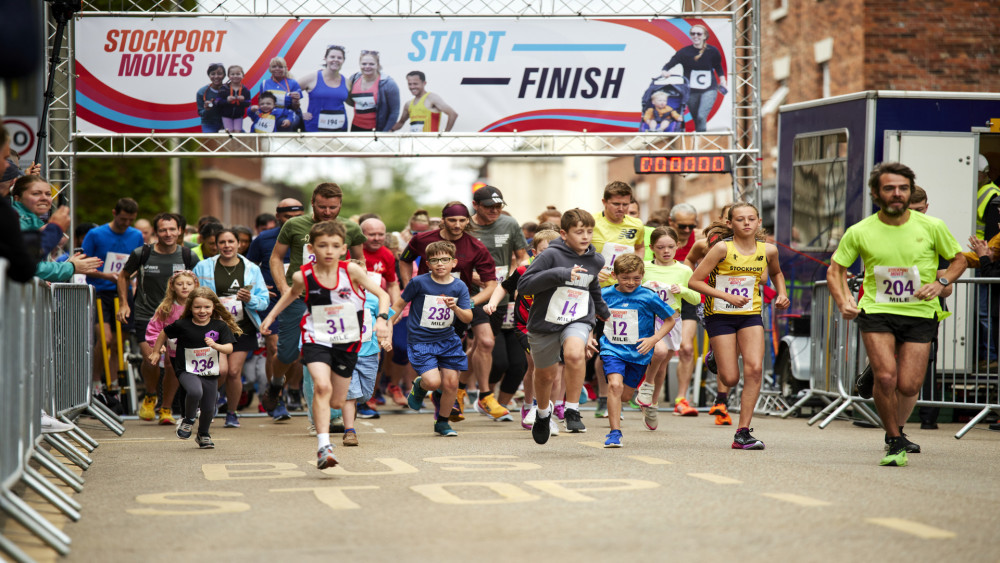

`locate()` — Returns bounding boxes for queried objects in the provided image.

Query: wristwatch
[937,277,950,287]
[377,312,389,320]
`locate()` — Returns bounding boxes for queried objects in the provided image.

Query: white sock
[317,433,330,448]
[537,407,551,418]
[565,402,579,411]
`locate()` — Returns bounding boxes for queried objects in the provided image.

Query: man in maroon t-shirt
[361,217,401,303]
[399,202,498,421]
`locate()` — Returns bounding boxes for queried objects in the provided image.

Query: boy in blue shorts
[600,254,676,447]
[391,241,472,436]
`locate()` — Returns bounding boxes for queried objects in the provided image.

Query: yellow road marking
[760,492,831,507]
[866,518,956,539]
[628,456,673,465]
[687,473,742,484]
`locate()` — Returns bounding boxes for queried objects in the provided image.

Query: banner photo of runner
[74,17,733,134]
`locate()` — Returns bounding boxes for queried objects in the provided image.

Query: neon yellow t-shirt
[592,212,644,287]
[642,260,700,312]
[831,211,961,319]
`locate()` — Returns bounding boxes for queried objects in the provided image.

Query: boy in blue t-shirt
[248,92,299,133]
[599,254,676,448]
[391,241,472,437]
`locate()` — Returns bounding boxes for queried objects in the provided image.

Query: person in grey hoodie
[517,208,610,443]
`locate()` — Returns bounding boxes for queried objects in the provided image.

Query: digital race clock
[633,155,732,174]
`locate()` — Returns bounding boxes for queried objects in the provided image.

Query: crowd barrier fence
[783,278,1000,439]
[0,259,126,562]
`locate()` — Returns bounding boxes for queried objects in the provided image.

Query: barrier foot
[90,395,125,425]
[22,466,82,521]
[43,434,92,470]
[33,449,84,492]
[853,401,882,428]
[779,389,814,419]
[0,533,33,563]
[819,397,855,428]
[954,406,997,440]
[0,490,71,556]
[807,397,842,426]
[85,403,125,436]
[61,415,99,451]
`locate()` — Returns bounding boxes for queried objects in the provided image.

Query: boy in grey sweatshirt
[518,209,610,443]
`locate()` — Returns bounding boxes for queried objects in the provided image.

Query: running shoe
[196,434,215,449]
[317,445,338,469]
[366,396,380,411]
[548,415,560,436]
[579,388,589,405]
[673,397,698,417]
[856,364,874,399]
[453,388,467,420]
[434,420,458,437]
[705,350,717,374]
[554,403,566,421]
[176,418,194,440]
[272,402,291,422]
[307,424,317,437]
[476,394,511,421]
[343,429,359,446]
[330,416,346,434]
[139,395,157,421]
[565,408,586,433]
[261,382,282,413]
[604,429,623,448]
[407,377,427,411]
[642,405,659,430]
[532,411,552,445]
[157,407,176,426]
[521,403,536,430]
[732,427,765,450]
[286,388,303,411]
[594,397,609,418]
[879,438,908,467]
[636,381,655,407]
[388,384,408,407]
[884,433,921,453]
[357,403,380,419]
[224,412,240,428]
[216,393,228,414]
[710,402,732,425]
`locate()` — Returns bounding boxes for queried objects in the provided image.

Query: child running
[260,221,391,470]
[148,287,239,450]
[688,202,790,450]
[599,254,676,447]
[637,227,701,429]
[394,241,472,437]
[144,270,199,426]
[517,209,610,445]
[341,271,394,446]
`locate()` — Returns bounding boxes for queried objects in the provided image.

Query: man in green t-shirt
[265,182,367,418]
[827,162,966,468]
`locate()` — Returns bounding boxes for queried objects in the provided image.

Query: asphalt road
[5,404,1000,563]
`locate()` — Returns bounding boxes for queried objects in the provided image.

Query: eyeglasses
[360,50,379,56]
[690,32,705,36]
[427,257,452,265]
[326,44,346,52]
[675,223,697,230]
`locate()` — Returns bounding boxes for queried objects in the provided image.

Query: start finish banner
[74,17,733,134]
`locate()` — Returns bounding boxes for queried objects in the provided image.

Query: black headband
[276,205,303,213]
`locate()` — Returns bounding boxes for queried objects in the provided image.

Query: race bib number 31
[545,286,589,324]
[312,304,361,344]
[604,308,639,345]
[874,266,920,304]
[185,346,220,377]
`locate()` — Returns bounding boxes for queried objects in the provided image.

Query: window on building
[791,130,848,251]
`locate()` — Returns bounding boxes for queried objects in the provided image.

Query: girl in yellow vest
[688,202,789,450]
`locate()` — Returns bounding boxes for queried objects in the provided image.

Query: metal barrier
[782,278,1000,439]
[0,260,126,562]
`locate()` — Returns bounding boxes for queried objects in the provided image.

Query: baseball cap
[1,159,21,183]
[979,154,990,173]
[472,185,505,206]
